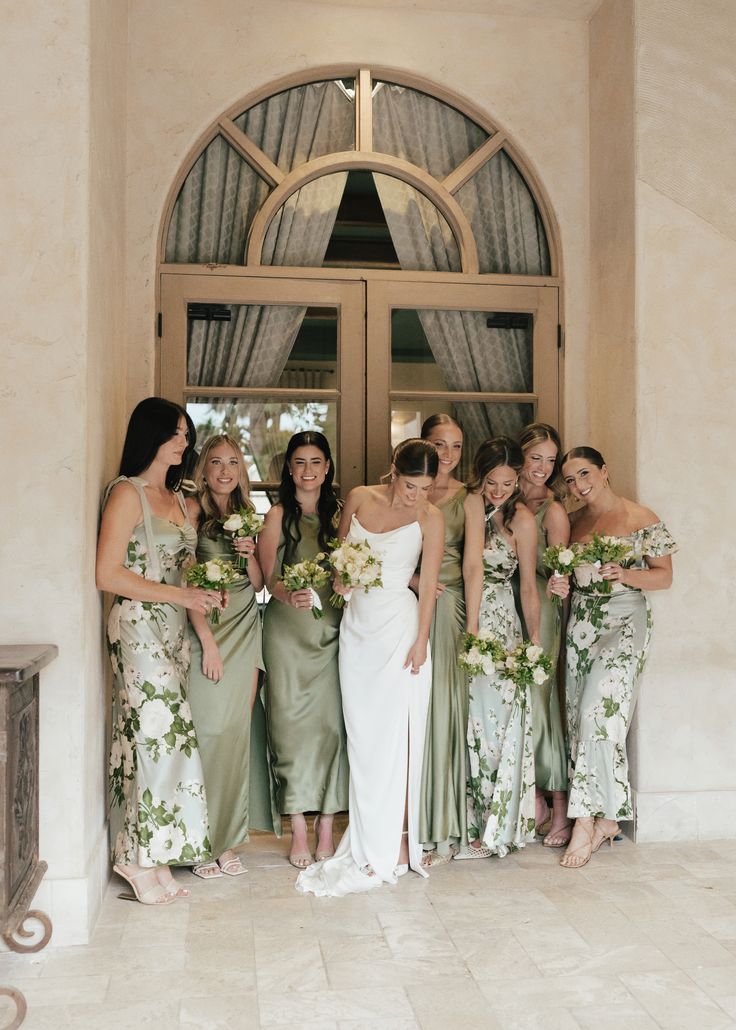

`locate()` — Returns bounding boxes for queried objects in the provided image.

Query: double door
[160,269,559,500]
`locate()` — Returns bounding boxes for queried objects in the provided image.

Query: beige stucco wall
[629,0,736,839]
[588,0,636,495]
[0,0,127,944]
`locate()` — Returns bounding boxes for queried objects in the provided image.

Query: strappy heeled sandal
[313,815,335,862]
[543,821,574,848]
[113,864,176,906]
[218,853,247,876]
[560,821,595,869]
[591,821,619,854]
[192,861,224,880]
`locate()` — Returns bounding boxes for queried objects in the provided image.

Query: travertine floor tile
[620,969,736,1029]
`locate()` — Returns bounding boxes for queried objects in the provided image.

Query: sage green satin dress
[188,532,280,857]
[514,498,568,793]
[419,489,469,852]
[262,514,349,816]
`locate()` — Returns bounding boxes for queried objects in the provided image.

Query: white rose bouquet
[501,642,554,694]
[220,507,264,570]
[328,538,383,609]
[543,541,584,606]
[577,533,633,594]
[458,631,506,677]
[280,555,331,620]
[185,557,239,624]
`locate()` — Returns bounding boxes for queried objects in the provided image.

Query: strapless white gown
[297,514,432,896]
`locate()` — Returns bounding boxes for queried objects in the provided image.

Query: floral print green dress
[105,476,211,867]
[466,518,536,856]
[565,522,677,821]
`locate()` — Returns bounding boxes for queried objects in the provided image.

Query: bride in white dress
[297,439,444,897]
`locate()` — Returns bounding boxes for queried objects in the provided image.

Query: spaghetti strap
[101,475,162,582]
[174,489,189,523]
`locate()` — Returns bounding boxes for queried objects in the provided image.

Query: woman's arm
[543,500,570,549]
[513,507,541,645]
[96,483,220,615]
[404,507,444,673]
[188,608,224,682]
[602,553,673,591]
[335,487,363,540]
[462,491,485,635]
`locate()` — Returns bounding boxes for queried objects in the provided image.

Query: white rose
[358,568,376,585]
[477,628,492,641]
[139,698,174,739]
[222,514,243,533]
[525,644,544,663]
[505,656,517,671]
[558,548,575,567]
[467,647,482,666]
[533,666,549,685]
[480,655,496,676]
[205,561,222,582]
[572,620,596,649]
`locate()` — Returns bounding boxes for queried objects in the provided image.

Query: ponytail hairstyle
[518,421,564,499]
[468,436,524,531]
[119,396,196,491]
[278,431,339,561]
[192,434,253,538]
[391,438,440,479]
[420,412,463,439]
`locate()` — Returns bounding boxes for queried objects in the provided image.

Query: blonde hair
[193,434,253,537]
[518,421,565,500]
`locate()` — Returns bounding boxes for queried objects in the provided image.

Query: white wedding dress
[296,514,432,897]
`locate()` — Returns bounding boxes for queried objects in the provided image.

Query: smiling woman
[551,445,677,870]
[96,398,224,906]
[258,431,349,869]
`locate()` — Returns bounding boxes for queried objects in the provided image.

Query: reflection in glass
[373,81,488,179]
[187,305,337,389]
[391,401,534,481]
[456,150,550,274]
[188,399,337,494]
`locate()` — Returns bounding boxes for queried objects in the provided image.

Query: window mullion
[217,117,284,188]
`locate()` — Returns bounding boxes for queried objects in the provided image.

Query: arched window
[159,68,561,495]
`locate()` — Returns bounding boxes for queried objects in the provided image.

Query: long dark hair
[518,421,564,499]
[468,436,523,531]
[119,397,196,491]
[278,431,339,560]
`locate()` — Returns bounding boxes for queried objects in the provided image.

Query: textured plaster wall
[630,0,736,839]
[588,0,636,495]
[125,0,591,446]
[0,0,127,943]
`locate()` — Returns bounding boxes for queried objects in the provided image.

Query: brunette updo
[562,445,606,470]
[392,438,440,479]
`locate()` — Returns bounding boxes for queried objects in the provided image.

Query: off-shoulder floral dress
[565,522,677,822]
[465,518,536,856]
[105,476,211,867]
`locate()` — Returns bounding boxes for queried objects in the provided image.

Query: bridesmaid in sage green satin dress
[186,434,280,881]
[515,423,571,849]
[416,415,484,866]
[259,432,348,869]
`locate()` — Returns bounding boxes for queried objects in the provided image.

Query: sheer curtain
[372,82,547,439]
[168,82,352,390]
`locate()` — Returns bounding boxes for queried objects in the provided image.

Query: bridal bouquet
[220,507,264,570]
[280,555,330,620]
[497,642,554,707]
[185,557,240,625]
[576,533,633,594]
[458,631,506,677]
[328,538,384,609]
[543,542,584,606]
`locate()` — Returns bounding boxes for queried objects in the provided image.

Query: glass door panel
[160,273,365,498]
[367,280,558,484]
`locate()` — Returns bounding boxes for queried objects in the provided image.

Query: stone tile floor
[2,826,736,1029]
